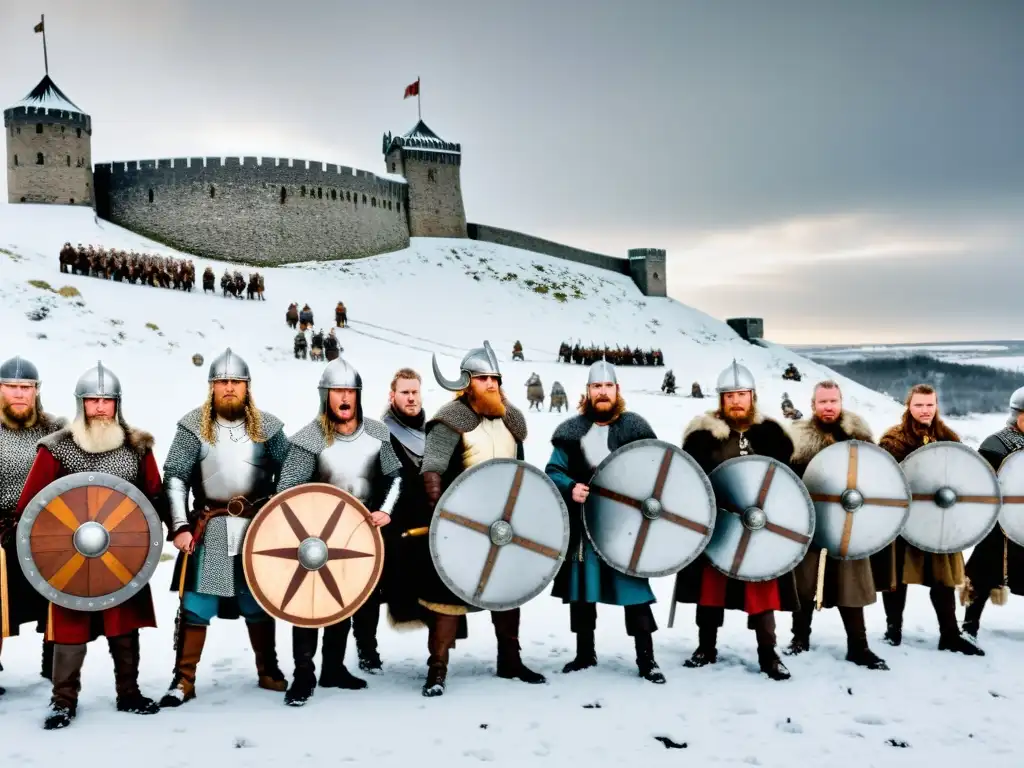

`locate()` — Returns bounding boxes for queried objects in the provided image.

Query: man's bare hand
[571,483,590,503]
[370,511,391,527]
[173,530,194,554]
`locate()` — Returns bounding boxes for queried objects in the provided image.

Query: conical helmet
[0,355,40,385]
[1009,385,1024,426]
[318,357,362,414]
[208,347,250,382]
[716,359,756,394]
[587,359,617,386]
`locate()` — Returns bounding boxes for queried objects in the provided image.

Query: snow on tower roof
[6,75,86,116]
[385,120,460,154]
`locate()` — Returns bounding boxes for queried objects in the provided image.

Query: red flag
[34,18,45,33]
[403,79,420,99]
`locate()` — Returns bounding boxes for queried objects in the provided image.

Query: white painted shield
[996,449,1024,547]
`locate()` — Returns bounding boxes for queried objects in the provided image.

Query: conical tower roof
[385,119,460,154]
[6,74,86,117]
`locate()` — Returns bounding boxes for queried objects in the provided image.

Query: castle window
[70,198,74,204]
[388,200,392,210]
[67,155,71,167]
[390,162,396,172]
[362,194,367,204]
[148,189,154,203]
[210,185,216,198]
[427,168,436,182]
[397,202,401,213]
[280,186,287,203]
[372,197,377,207]
[76,128,81,138]
[36,152,44,165]
[20,196,26,202]
[318,187,322,199]
[346,191,351,201]
[331,189,336,201]
[653,272,659,280]
[61,126,65,134]
[301,185,306,197]
[13,154,17,166]
[36,123,43,134]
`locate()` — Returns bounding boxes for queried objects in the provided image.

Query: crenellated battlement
[4,105,91,132]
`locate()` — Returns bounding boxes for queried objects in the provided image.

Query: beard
[581,393,623,423]
[328,400,359,425]
[0,395,38,429]
[213,392,247,421]
[70,414,125,454]
[722,404,756,430]
[467,388,505,418]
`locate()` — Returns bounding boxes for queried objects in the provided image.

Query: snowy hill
[1,204,1020,766]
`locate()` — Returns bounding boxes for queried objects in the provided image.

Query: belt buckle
[227,498,245,517]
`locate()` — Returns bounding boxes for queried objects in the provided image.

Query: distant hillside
[813,354,1024,416]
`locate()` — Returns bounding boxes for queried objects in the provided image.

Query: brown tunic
[868,414,965,589]
[788,411,877,608]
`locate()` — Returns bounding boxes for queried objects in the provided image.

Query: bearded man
[868,384,983,655]
[158,348,290,708]
[544,360,665,683]
[15,362,168,729]
[380,368,430,633]
[962,387,1024,638]
[275,357,402,706]
[0,356,66,695]
[786,381,887,670]
[418,341,545,697]
[671,360,797,680]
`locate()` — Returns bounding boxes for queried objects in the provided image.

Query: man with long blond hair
[275,356,402,706]
[545,360,665,683]
[418,341,545,697]
[869,383,984,656]
[158,348,291,708]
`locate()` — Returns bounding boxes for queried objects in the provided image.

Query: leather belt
[192,496,263,545]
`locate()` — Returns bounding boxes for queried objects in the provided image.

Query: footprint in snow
[463,749,495,762]
[854,715,885,726]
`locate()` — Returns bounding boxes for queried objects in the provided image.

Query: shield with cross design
[997,449,1024,548]
[242,483,383,628]
[16,472,165,611]
[583,439,716,578]
[802,440,911,559]
[899,441,1001,555]
[704,455,815,581]
[429,458,569,611]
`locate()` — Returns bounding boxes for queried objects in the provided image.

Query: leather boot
[684,624,719,668]
[41,639,54,680]
[932,587,985,656]
[318,619,366,690]
[562,630,597,673]
[285,628,318,706]
[247,621,288,691]
[423,613,459,697]
[787,604,813,655]
[108,632,159,714]
[492,609,545,684]
[353,598,382,673]
[752,611,790,681]
[882,587,906,646]
[159,624,207,707]
[962,591,987,639]
[839,606,888,670]
[633,633,665,683]
[45,643,87,730]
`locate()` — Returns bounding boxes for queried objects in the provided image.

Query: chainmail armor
[0,414,67,515]
[994,427,1024,454]
[40,427,143,481]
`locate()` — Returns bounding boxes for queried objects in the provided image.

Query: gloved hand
[423,471,442,509]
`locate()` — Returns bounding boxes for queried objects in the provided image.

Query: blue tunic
[546,443,656,606]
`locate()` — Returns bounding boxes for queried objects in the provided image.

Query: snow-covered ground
[2,204,1021,766]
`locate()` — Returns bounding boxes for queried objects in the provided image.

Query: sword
[814,548,828,611]
[667,589,677,629]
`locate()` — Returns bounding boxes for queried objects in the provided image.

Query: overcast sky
[2,1,1021,344]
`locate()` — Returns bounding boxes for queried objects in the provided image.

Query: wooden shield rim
[242,483,384,628]
[15,471,163,611]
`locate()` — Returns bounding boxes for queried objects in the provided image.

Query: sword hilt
[402,527,429,538]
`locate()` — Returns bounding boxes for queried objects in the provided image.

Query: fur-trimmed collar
[879,412,960,461]
[683,409,764,442]
[430,397,527,443]
[51,419,154,456]
[789,411,873,467]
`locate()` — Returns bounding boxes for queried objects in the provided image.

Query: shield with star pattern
[242,483,384,628]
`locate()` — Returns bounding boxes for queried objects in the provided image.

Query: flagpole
[417,76,421,121]
[41,15,49,75]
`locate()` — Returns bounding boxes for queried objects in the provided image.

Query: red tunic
[15,447,163,644]
[697,564,781,614]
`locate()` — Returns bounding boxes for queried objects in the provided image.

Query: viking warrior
[275,356,401,706]
[868,384,983,655]
[544,360,665,683]
[671,360,796,680]
[961,387,1024,638]
[786,381,888,669]
[14,362,168,729]
[418,341,546,696]
[380,368,429,631]
[159,348,290,708]
[661,370,676,395]
[0,356,66,695]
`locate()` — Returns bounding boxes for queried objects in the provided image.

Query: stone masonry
[5,107,92,205]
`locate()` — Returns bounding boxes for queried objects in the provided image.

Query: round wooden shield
[242,483,384,628]
[16,471,164,612]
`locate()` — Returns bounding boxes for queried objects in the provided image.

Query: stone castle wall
[4,106,93,205]
[387,146,467,238]
[92,156,410,264]
[466,223,632,276]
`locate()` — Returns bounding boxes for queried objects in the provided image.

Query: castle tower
[4,75,93,206]
[628,248,667,297]
[383,120,467,238]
